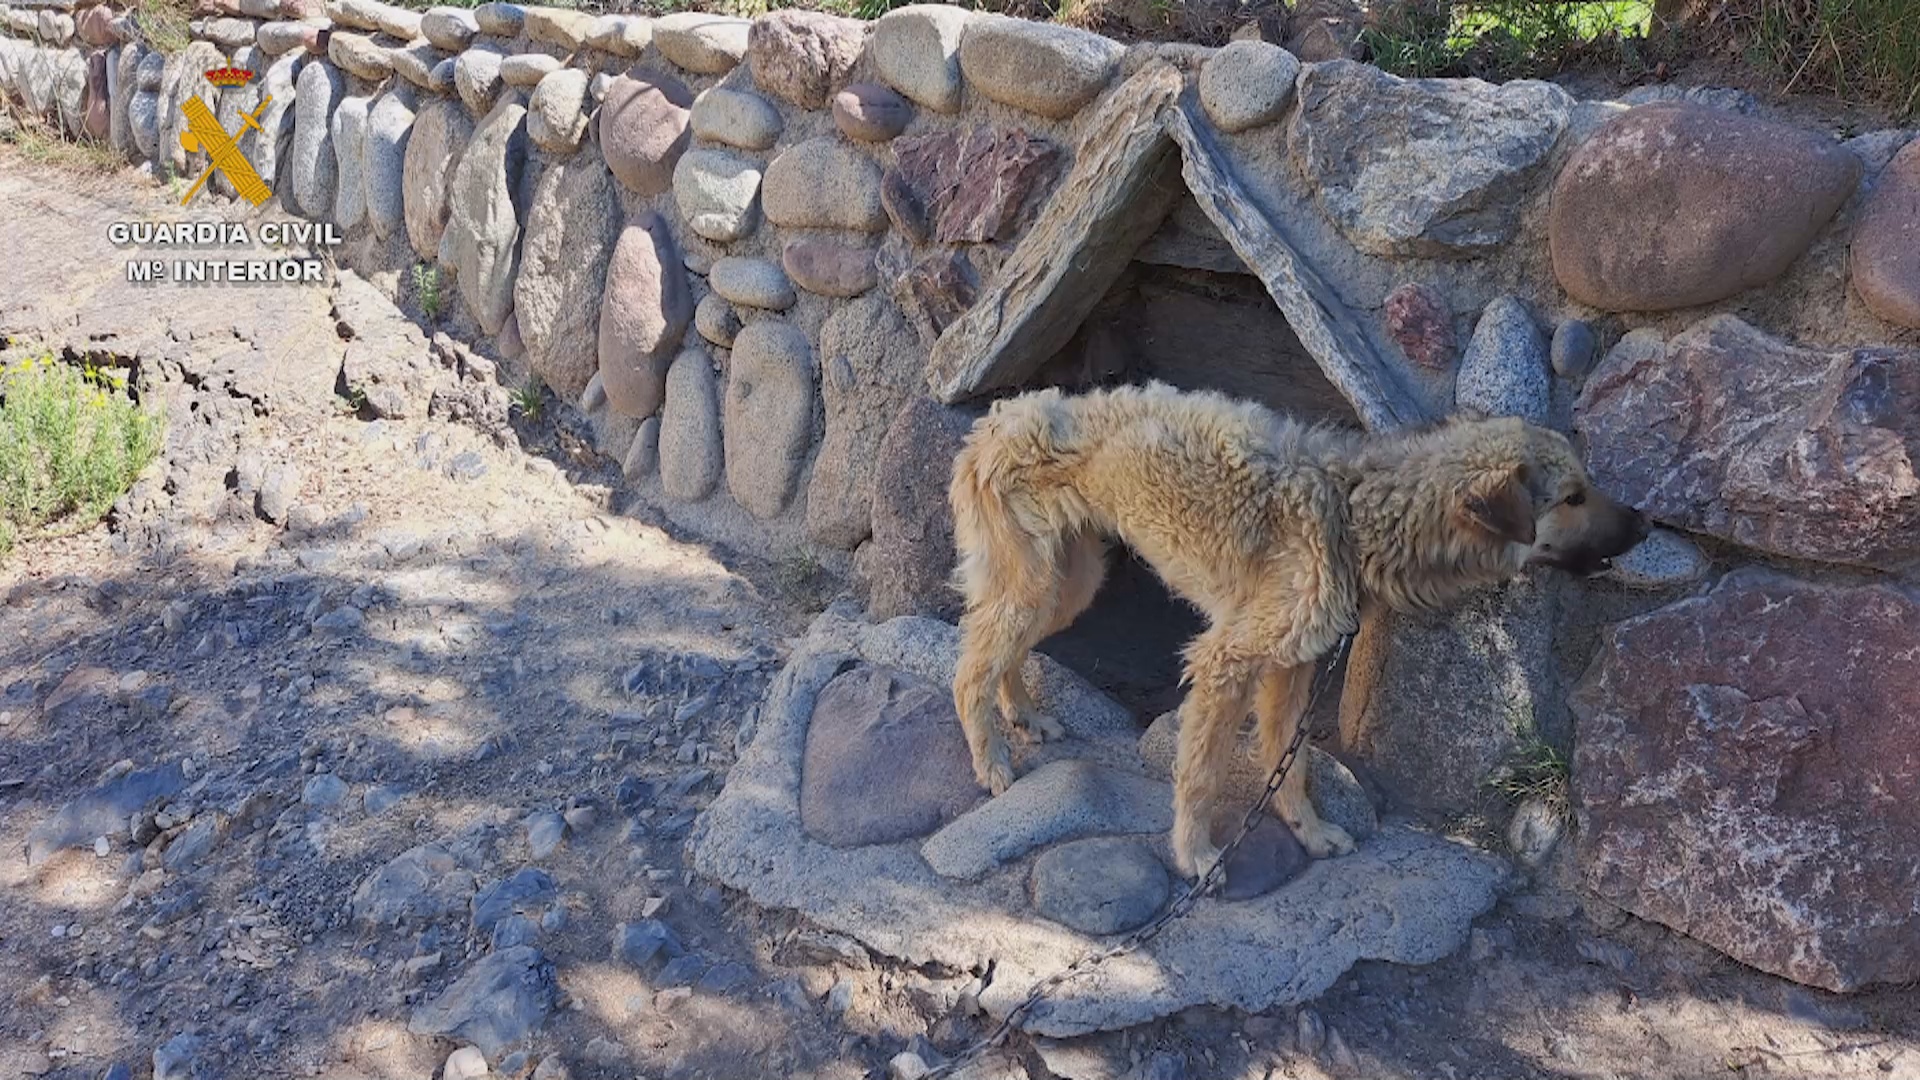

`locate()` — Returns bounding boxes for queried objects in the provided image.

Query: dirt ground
[2,149,1917,1080]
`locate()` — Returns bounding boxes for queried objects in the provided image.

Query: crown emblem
[204,66,255,87]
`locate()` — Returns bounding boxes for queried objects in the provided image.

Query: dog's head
[1449,413,1649,577]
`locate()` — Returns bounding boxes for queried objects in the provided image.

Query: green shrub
[510,376,546,422]
[1363,0,1655,80]
[1486,739,1572,821]
[412,263,445,324]
[0,355,165,557]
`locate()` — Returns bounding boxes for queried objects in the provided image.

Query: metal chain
[921,635,1355,1080]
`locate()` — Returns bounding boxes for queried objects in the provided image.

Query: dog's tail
[948,390,1072,608]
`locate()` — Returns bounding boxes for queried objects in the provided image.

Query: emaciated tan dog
[948,381,1648,879]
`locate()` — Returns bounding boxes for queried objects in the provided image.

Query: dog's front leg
[1256,662,1355,858]
[1170,632,1257,879]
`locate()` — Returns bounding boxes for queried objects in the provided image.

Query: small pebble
[1325,1027,1359,1070]
[615,777,656,810]
[674,692,715,724]
[1550,317,1599,379]
[313,607,365,634]
[584,1037,624,1066]
[491,914,539,951]
[1605,528,1709,590]
[443,1045,489,1080]
[955,982,983,1018]
[1576,937,1636,973]
[1469,925,1515,962]
[1296,1007,1326,1055]
[527,812,568,859]
[363,785,406,815]
[302,773,349,808]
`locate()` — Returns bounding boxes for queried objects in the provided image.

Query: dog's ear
[1462,463,1535,545]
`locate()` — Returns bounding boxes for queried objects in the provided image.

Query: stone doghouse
[5,0,1918,1030]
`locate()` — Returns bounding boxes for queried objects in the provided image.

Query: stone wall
[4,0,1920,995]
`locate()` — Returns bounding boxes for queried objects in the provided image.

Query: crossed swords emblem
[178,92,275,207]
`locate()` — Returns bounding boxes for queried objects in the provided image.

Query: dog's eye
[1565,491,1587,507]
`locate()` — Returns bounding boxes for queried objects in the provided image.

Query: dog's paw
[1292,817,1356,859]
[1174,837,1225,881]
[983,760,1014,796]
[1016,710,1067,743]
[976,741,1016,796]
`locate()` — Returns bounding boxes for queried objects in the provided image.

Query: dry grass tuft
[1698,0,1919,117]
[0,105,126,176]
[135,0,196,54]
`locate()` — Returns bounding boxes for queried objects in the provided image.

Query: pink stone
[1573,314,1920,569]
[83,50,109,140]
[884,127,1060,246]
[894,250,977,339]
[782,239,876,298]
[598,212,693,419]
[832,82,911,143]
[600,72,692,197]
[1382,282,1454,370]
[1573,568,1920,992]
[1850,138,1920,329]
[746,8,865,109]
[1549,103,1861,311]
[75,5,119,46]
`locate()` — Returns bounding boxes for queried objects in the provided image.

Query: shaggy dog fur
[948,381,1648,878]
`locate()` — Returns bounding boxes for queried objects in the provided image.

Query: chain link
[920,635,1354,1080]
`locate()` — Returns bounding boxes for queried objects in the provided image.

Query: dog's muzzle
[1532,507,1652,576]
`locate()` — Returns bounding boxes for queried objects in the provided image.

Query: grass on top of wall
[132,0,195,53]
[398,0,965,18]
[1362,0,1660,80]
[618,0,1912,117]
[1712,0,1920,117]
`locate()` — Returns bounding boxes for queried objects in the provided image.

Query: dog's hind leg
[1170,626,1258,879]
[1046,531,1110,636]
[1255,662,1355,859]
[954,567,1060,795]
[997,532,1107,744]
